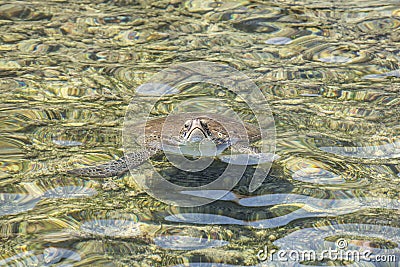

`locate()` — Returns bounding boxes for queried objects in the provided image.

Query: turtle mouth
[186,127,207,142]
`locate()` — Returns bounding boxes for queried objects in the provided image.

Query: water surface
[0,0,399,266]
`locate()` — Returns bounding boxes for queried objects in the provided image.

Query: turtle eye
[184,120,191,128]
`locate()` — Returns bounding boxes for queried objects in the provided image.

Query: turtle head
[180,117,230,145]
[180,118,212,142]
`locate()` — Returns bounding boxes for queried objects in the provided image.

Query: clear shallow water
[0,0,399,266]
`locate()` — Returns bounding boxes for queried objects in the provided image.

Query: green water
[0,0,399,266]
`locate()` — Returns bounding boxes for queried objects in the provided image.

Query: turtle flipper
[67,157,128,178]
[67,148,159,178]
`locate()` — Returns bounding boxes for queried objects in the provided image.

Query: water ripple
[265,37,292,45]
[42,186,97,199]
[83,16,132,25]
[165,213,244,226]
[0,247,80,266]
[319,140,400,159]
[362,69,400,79]
[0,193,41,216]
[185,0,245,13]
[155,235,229,250]
[166,195,400,229]
[0,184,97,217]
[233,18,280,33]
[292,167,345,185]
[172,264,241,267]
[218,153,279,166]
[135,83,179,96]
[357,18,400,33]
[0,4,52,21]
[80,219,141,238]
[180,190,238,201]
[306,43,367,64]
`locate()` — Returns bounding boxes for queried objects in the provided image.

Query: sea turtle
[67,113,262,178]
